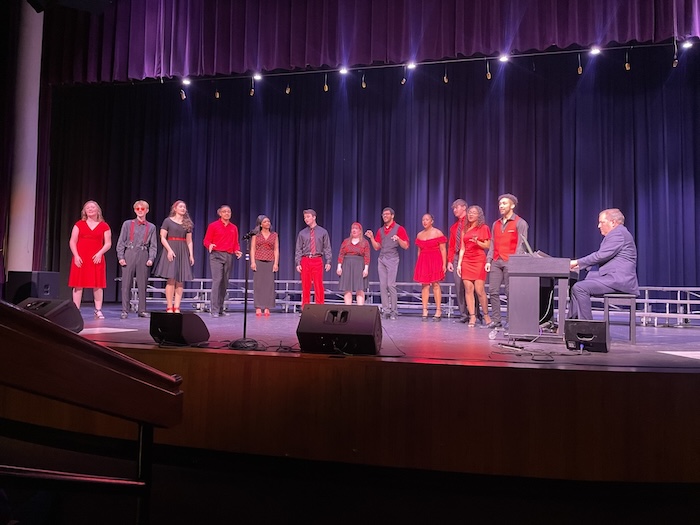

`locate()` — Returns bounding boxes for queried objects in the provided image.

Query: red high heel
[264,309,270,316]
[166,307,174,313]
[255,308,262,316]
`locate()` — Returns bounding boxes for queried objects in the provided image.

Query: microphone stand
[230,233,262,350]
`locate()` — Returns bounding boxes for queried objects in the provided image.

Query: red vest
[492,216,520,261]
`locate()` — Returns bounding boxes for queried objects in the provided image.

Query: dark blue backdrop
[43,46,700,297]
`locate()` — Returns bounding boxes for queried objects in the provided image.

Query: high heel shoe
[173,307,180,313]
[94,310,105,319]
[468,314,477,327]
[432,311,442,322]
[166,307,174,313]
[421,309,429,322]
[256,308,262,316]
[264,309,270,316]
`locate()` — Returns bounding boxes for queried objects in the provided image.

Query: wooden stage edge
[2,341,699,484]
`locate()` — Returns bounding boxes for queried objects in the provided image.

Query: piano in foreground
[506,254,577,342]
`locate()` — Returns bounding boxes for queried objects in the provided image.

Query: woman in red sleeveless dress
[457,205,492,327]
[413,214,447,321]
[68,200,112,318]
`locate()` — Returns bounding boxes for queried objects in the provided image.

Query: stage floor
[79,303,700,373]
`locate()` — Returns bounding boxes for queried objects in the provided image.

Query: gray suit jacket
[577,224,639,295]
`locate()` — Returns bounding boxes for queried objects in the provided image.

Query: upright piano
[506,254,577,341]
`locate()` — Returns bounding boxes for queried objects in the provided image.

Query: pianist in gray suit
[568,208,639,320]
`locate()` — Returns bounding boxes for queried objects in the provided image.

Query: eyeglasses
[134,207,147,211]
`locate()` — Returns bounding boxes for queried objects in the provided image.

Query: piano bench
[603,293,637,344]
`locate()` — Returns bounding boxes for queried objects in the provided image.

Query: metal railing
[123,278,700,327]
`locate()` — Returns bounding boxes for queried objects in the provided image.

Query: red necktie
[310,228,316,255]
[455,219,463,253]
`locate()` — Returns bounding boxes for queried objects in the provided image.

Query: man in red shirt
[485,194,529,328]
[447,198,469,323]
[203,205,242,317]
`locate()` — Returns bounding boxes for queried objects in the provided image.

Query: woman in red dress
[68,200,112,318]
[457,205,492,327]
[413,213,447,321]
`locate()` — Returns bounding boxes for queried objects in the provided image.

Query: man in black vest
[365,207,409,320]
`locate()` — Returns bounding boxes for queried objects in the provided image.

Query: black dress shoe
[120,311,128,319]
[138,311,150,318]
[458,316,469,324]
[486,321,502,329]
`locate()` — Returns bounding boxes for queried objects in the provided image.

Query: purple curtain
[42,0,700,83]
[43,46,700,299]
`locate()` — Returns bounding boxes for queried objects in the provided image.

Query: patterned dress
[413,235,447,283]
[253,231,278,309]
[68,220,110,288]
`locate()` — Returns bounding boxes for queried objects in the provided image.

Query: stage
[81,303,700,370]
[3,302,700,484]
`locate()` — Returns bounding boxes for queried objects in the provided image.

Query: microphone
[243,226,260,240]
[520,233,535,255]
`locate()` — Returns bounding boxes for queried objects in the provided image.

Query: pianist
[568,208,639,320]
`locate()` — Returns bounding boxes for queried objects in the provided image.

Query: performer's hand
[208,243,216,253]
[336,267,342,276]
[189,254,194,266]
[250,262,257,271]
[456,266,462,277]
[447,262,454,272]
[118,259,127,266]
[74,256,83,268]
[146,260,153,267]
[364,230,373,239]
[273,263,278,272]
[167,250,176,261]
[570,260,579,270]
[324,264,331,272]
[362,269,368,278]
[92,253,103,264]
[296,265,302,273]
[484,262,491,272]
[235,250,243,259]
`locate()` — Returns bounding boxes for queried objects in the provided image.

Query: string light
[158,40,696,99]
[672,38,679,67]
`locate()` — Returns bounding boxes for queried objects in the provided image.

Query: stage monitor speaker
[296,305,382,355]
[565,319,609,353]
[149,312,210,346]
[17,297,84,334]
[6,271,60,304]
